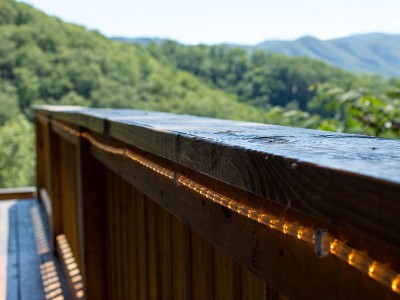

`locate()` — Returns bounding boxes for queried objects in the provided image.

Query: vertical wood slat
[240,265,268,299]
[127,180,139,300]
[159,204,172,300]
[59,138,80,267]
[121,179,130,300]
[75,135,107,300]
[146,195,160,299]
[135,189,148,300]
[35,117,46,195]
[213,245,236,300]
[190,229,213,300]
[36,116,61,250]
[114,174,122,300]
[105,169,115,300]
[48,127,62,252]
[171,216,191,300]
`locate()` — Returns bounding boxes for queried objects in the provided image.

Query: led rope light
[50,119,400,294]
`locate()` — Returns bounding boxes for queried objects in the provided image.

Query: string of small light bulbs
[50,118,400,295]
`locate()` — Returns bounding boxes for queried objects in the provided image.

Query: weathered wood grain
[34,107,400,252]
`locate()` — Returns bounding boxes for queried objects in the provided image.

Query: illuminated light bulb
[257,214,266,223]
[392,275,400,293]
[246,209,254,218]
[260,214,273,227]
[329,239,340,253]
[297,227,304,239]
[227,200,234,209]
[347,250,356,265]
[283,222,290,234]
[368,262,377,277]
[269,218,281,230]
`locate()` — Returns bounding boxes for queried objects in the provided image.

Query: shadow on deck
[1,198,71,300]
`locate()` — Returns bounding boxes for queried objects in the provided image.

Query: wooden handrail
[34,105,400,300]
[0,187,36,201]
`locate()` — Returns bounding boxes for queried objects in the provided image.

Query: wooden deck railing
[35,106,400,300]
[0,187,36,201]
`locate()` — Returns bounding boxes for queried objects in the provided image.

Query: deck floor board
[0,199,70,300]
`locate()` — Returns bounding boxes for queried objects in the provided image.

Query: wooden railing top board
[35,106,400,184]
[35,106,400,248]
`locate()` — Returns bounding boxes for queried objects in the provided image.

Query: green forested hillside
[0,0,399,188]
[0,0,268,120]
[0,0,270,187]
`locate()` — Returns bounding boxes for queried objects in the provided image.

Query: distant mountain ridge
[254,33,400,77]
[115,33,400,77]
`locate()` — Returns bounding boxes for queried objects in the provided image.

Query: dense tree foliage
[0,114,34,187]
[147,41,358,110]
[309,83,400,137]
[0,0,398,187]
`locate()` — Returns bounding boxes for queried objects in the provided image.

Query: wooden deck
[0,198,70,300]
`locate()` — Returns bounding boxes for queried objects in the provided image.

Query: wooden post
[35,115,46,193]
[75,129,107,300]
[36,114,62,252]
[48,125,63,251]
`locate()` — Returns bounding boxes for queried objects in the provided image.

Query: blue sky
[20,0,400,44]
